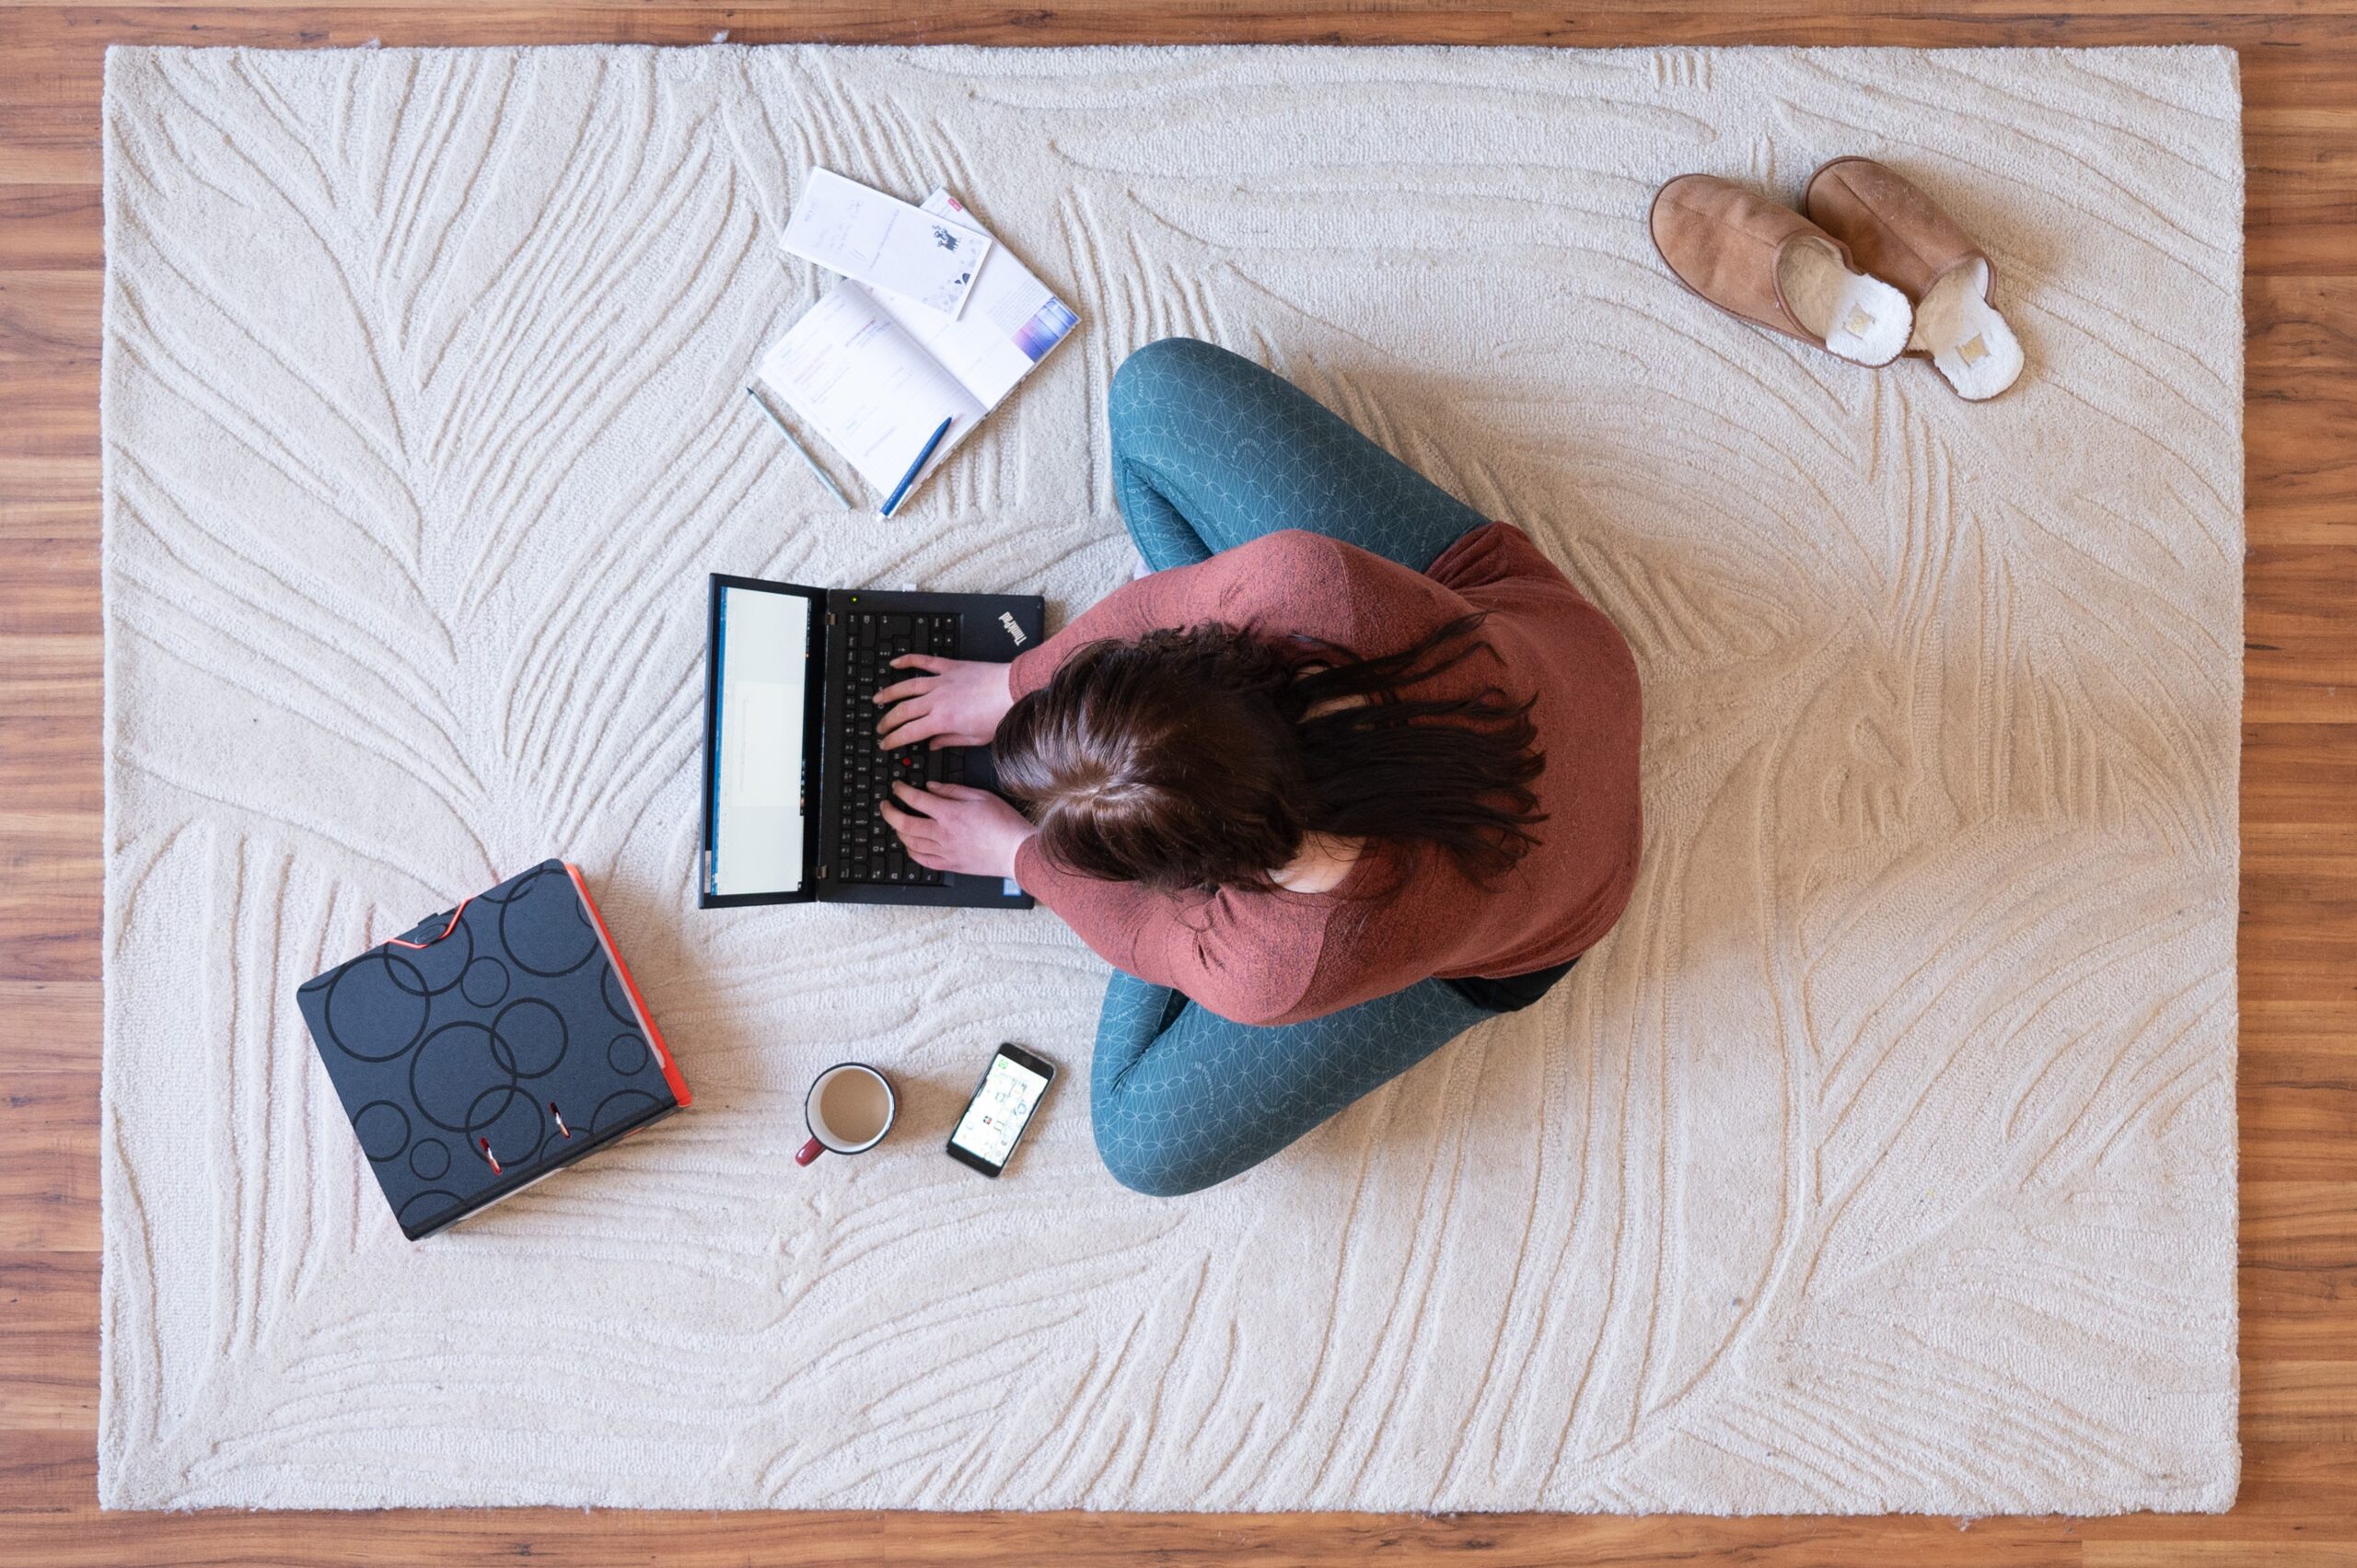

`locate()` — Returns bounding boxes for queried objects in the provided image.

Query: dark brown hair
[992,614,1544,894]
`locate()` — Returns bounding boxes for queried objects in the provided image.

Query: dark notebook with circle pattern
[295,859,691,1240]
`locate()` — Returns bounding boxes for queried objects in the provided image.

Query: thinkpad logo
[999,611,1028,646]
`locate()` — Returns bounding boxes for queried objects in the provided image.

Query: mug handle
[795,1137,825,1167]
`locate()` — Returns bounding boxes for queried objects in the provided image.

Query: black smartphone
[946,1042,1056,1178]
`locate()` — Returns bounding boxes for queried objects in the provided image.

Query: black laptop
[699,574,1045,910]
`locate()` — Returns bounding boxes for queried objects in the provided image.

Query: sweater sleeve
[1013,838,1318,1026]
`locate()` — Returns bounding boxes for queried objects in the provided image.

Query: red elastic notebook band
[384,899,471,949]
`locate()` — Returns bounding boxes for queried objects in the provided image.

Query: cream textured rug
[99,43,2244,1512]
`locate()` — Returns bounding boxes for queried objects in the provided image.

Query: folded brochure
[779,167,991,319]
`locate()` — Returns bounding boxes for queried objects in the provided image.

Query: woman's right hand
[875,656,1017,750]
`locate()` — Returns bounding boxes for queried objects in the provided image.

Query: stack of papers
[758,170,1082,513]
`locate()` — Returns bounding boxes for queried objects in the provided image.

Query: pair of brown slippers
[1648,157,2024,401]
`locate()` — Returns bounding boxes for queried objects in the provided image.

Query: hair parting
[992,613,1545,894]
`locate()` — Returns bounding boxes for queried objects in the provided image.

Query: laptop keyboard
[834,610,966,886]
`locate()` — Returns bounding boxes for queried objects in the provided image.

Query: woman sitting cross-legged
[875,336,1644,1197]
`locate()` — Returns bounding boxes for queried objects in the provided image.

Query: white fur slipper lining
[1910,258,2024,401]
[1776,238,1913,367]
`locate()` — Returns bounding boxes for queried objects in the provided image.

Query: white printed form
[756,284,985,496]
[780,168,992,318]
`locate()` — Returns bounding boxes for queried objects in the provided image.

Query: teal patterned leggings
[1088,337,1504,1198]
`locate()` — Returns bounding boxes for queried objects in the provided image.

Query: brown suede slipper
[1804,157,2025,401]
[1648,173,1913,367]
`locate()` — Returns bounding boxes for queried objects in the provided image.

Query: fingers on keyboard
[836,610,961,886]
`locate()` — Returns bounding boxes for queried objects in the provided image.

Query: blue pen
[878,416,953,518]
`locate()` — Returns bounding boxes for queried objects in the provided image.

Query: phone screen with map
[946,1042,1055,1178]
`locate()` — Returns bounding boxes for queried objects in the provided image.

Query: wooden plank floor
[2,3,2351,1562]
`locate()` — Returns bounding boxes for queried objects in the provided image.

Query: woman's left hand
[879,781,1037,881]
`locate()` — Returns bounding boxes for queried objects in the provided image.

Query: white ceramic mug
[795,1063,898,1166]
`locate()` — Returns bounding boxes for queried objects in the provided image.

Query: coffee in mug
[797,1063,897,1165]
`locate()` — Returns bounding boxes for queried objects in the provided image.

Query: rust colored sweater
[1005,524,1643,1026]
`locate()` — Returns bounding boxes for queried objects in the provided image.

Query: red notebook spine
[565,863,692,1109]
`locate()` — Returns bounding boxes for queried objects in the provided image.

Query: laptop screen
[707,582,818,900]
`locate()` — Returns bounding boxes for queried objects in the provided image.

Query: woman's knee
[1109,336,1248,430]
[1091,1070,1261,1199]
[1091,1116,1218,1199]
